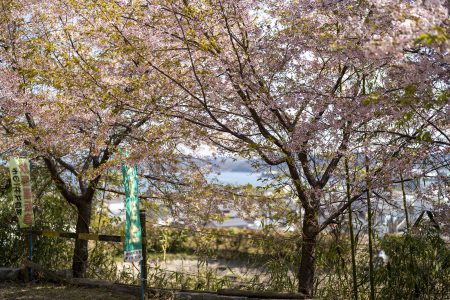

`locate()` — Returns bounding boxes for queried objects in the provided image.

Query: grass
[113,252,197,262]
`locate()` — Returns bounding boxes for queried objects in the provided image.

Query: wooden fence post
[139,210,147,299]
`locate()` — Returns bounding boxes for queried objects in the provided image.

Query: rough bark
[72,199,92,278]
[297,208,319,296]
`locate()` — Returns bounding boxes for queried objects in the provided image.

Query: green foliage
[362,92,382,106]
[140,226,300,291]
[87,242,120,282]
[307,229,450,300]
[313,236,354,299]
[376,231,450,299]
[0,190,28,267]
[416,26,449,46]
[0,166,76,270]
[2,165,448,298]
[145,262,234,291]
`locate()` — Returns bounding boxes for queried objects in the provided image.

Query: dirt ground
[0,281,139,300]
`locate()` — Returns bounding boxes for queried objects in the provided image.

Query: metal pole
[28,227,33,281]
[28,158,33,281]
[139,210,147,300]
[345,159,358,300]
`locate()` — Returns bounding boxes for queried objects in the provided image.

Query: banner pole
[28,159,33,281]
[28,226,33,280]
[139,210,147,300]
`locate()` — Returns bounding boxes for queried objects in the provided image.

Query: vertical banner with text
[121,163,143,262]
[8,158,34,228]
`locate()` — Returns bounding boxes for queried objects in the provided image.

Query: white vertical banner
[8,158,34,228]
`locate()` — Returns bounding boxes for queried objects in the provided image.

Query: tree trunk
[297,208,319,296]
[72,199,92,278]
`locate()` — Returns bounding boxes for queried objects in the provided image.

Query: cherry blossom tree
[0,0,180,277]
[1,0,448,295]
[0,0,258,278]
[93,0,448,294]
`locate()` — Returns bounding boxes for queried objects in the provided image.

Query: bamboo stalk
[400,173,410,231]
[345,158,358,300]
[365,158,375,300]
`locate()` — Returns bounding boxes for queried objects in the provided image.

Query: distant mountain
[207,157,258,173]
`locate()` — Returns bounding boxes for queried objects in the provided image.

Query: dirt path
[0,282,138,300]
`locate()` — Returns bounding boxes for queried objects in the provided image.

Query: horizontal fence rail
[30,229,124,242]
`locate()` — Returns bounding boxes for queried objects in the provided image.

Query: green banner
[121,163,142,262]
[8,158,34,228]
